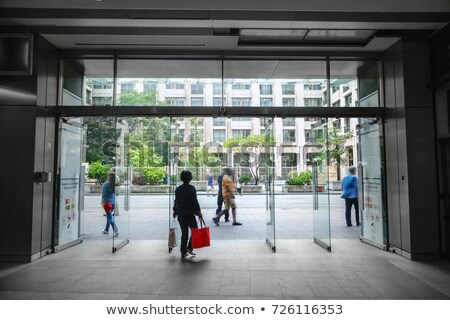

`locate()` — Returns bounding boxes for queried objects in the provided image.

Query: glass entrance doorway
[54,115,387,257]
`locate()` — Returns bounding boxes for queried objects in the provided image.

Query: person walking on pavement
[215,167,230,222]
[101,172,119,237]
[173,170,203,258]
[341,167,360,227]
[213,167,242,226]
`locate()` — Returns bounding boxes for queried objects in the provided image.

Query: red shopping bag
[102,202,113,213]
[191,218,210,249]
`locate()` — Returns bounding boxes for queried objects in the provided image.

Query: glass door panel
[112,118,130,252]
[264,117,276,251]
[312,118,331,251]
[358,120,387,249]
[55,118,83,251]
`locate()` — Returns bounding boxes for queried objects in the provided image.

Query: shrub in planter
[286,170,312,185]
[142,167,166,185]
[240,175,252,185]
[87,162,109,184]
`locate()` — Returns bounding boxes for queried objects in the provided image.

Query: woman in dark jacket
[173,170,203,258]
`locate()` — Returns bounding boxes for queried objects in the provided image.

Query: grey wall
[0,35,58,262]
[383,39,440,260]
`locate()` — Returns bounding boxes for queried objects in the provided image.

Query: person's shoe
[114,232,119,237]
[181,253,189,259]
[225,219,230,222]
[186,249,196,256]
[347,224,353,227]
[356,222,360,226]
[212,217,220,226]
[102,229,109,234]
[232,222,242,226]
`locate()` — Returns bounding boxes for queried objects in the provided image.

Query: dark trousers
[216,195,229,220]
[177,214,198,254]
[345,198,359,226]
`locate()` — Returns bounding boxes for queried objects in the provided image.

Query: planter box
[327,180,342,191]
[190,181,207,191]
[282,185,305,193]
[131,185,170,193]
[85,184,102,193]
[242,185,263,193]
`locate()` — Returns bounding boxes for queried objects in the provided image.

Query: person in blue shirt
[341,167,360,227]
[102,172,119,236]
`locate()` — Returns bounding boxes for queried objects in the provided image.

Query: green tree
[84,118,118,165]
[317,127,352,181]
[223,134,275,185]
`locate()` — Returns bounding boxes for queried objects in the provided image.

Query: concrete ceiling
[0,0,448,57]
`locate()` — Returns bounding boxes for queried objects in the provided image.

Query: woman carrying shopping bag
[173,170,203,259]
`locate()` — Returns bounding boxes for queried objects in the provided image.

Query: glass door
[112,118,131,252]
[54,118,84,251]
[358,120,387,249]
[264,117,276,251]
[312,118,331,251]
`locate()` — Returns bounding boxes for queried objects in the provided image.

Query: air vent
[75,43,207,47]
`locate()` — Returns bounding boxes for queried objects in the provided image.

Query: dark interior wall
[402,40,440,256]
[0,35,59,262]
[430,23,450,86]
[383,38,440,260]
[0,106,37,260]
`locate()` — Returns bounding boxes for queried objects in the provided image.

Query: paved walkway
[1,193,449,300]
[1,239,449,300]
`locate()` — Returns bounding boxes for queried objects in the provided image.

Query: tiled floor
[1,193,449,300]
[0,239,449,300]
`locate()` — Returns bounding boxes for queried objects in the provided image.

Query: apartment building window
[260,84,273,95]
[343,86,350,93]
[191,98,204,106]
[283,98,295,107]
[190,83,204,95]
[232,129,251,138]
[282,118,296,126]
[166,82,185,90]
[93,82,112,89]
[304,83,322,90]
[331,85,340,94]
[213,118,226,126]
[86,90,92,105]
[171,128,185,141]
[166,97,185,106]
[232,98,251,107]
[260,118,272,127]
[213,129,226,142]
[120,82,134,92]
[213,83,222,95]
[304,129,311,142]
[345,94,352,106]
[332,101,341,107]
[144,81,157,91]
[260,98,273,106]
[232,83,251,90]
[333,119,341,129]
[314,129,324,140]
[213,98,225,107]
[92,97,112,106]
[283,129,296,143]
[282,153,297,166]
[189,129,203,142]
[232,117,251,121]
[344,118,351,132]
[304,98,322,107]
[282,83,295,95]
